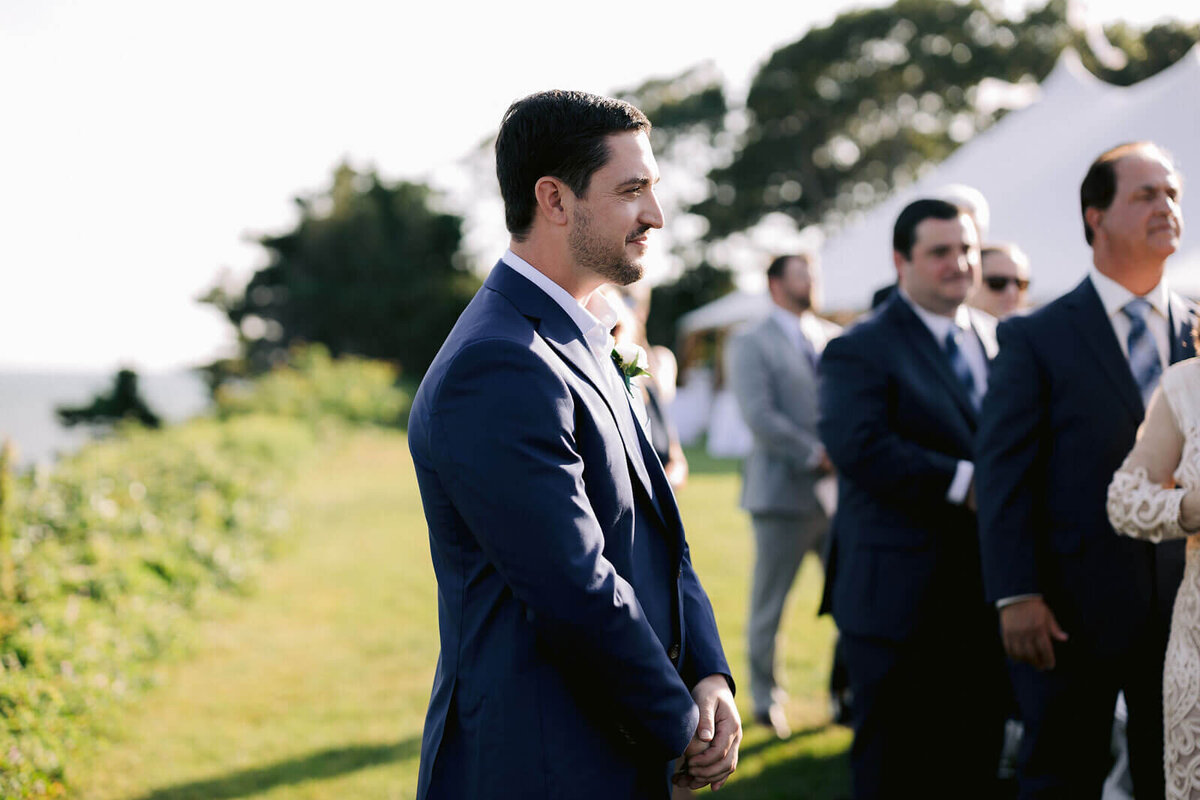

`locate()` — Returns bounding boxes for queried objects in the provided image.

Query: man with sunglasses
[970,244,1031,319]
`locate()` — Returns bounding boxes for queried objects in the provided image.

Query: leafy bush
[214,344,410,427]
[0,416,313,798]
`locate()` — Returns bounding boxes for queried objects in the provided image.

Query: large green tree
[608,0,1196,349]
[691,0,1198,241]
[204,164,478,379]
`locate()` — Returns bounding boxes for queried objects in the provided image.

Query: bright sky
[2,0,1195,372]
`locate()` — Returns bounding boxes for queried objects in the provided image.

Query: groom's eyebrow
[619,174,659,188]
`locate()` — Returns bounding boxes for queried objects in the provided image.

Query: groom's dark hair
[496,90,651,241]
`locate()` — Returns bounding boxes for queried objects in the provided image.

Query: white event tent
[820,46,1200,311]
[671,47,1200,455]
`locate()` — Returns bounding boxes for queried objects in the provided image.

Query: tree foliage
[204,164,478,380]
[686,0,1197,243]
[609,0,1196,347]
[647,262,736,349]
[56,369,161,429]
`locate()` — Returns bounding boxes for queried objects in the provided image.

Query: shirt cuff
[805,445,826,471]
[946,460,974,505]
[996,593,1041,610]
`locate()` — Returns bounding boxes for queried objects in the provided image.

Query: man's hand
[672,674,741,791]
[1000,596,1068,670]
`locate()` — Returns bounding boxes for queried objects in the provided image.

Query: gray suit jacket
[726,312,842,515]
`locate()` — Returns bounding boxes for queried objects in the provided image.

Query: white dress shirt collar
[770,306,832,354]
[1088,263,1169,320]
[1088,264,1171,365]
[770,306,804,350]
[897,288,989,400]
[501,249,618,359]
[897,287,974,341]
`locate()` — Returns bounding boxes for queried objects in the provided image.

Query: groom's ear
[534,176,571,227]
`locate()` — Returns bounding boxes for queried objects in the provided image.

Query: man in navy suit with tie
[408,90,739,800]
[976,142,1193,799]
[819,199,1010,798]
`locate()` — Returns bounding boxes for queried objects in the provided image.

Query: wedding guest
[1108,333,1200,800]
[610,284,690,489]
[819,199,1009,798]
[869,184,989,313]
[408,89,739,799]
[970,244,1031,319]
[726,252,840,739]
[977,141,1193,799]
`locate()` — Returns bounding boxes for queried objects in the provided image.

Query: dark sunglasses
[983,276,1030,291]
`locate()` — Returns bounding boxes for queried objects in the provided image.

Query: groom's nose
[641,189,665,230]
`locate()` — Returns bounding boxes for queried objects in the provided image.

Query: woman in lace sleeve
[1108,360,1200,800]
[1107,382,1200,542]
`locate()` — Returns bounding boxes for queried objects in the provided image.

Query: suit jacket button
[677,565,683,579]
[668,644,680,661]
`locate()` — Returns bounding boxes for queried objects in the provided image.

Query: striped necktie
[943,328,979,410]
[1123,297,1163,408]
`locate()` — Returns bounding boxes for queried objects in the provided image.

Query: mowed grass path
[70,431,849,799]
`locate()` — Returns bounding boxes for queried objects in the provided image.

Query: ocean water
[0,370,212,468]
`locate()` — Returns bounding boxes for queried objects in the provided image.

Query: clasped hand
[672,674,742,792]
[1000,596,1069,671]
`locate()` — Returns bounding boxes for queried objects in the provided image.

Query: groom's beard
[569,207,645,286]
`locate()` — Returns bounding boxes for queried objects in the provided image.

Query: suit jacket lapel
[486,262,666,527]
[888,297,978,427]
[1167,291,1197,364]
[635,416,685,543]
[766,315,816,382]
[1067,277,1144,421]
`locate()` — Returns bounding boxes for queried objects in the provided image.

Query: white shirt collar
[501,249,617,358]
[770,306,802,344]
[898,287,973,342]
[770,305,828,349]
[1088,263,1169,319]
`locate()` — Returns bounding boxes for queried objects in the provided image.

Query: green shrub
[0,416,313,798]
[215,344,410,427]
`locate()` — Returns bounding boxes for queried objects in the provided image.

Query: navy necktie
[1123,297,1163,408]
[943,328,979,409]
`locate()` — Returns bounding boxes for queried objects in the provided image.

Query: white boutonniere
[611,342,652,396]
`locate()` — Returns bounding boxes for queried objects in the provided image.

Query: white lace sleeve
[1107,461,1188,542]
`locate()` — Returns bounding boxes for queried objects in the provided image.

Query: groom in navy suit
[408,90,739,800]
[819,199,1010,799]
[976,142,1193,798]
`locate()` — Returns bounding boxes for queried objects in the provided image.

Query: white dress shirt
[898,289,988,506]
[1088,264,1171,368]
[770,307,834,356]
[501,250,650,431]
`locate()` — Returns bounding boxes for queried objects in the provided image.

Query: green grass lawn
[70,431,850,799]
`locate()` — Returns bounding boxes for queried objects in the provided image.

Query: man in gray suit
[727,252,841,738]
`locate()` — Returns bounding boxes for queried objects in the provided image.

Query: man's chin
[610,261,645,286]
[597,262,643,287]
[1148,237,1180,259]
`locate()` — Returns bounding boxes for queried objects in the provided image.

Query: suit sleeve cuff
[996,593,1042,610]
[946,460,974,505]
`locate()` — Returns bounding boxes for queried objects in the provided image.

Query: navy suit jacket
[408,261,730,800]
[818,295,998,641]
[976,276,1195,657]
